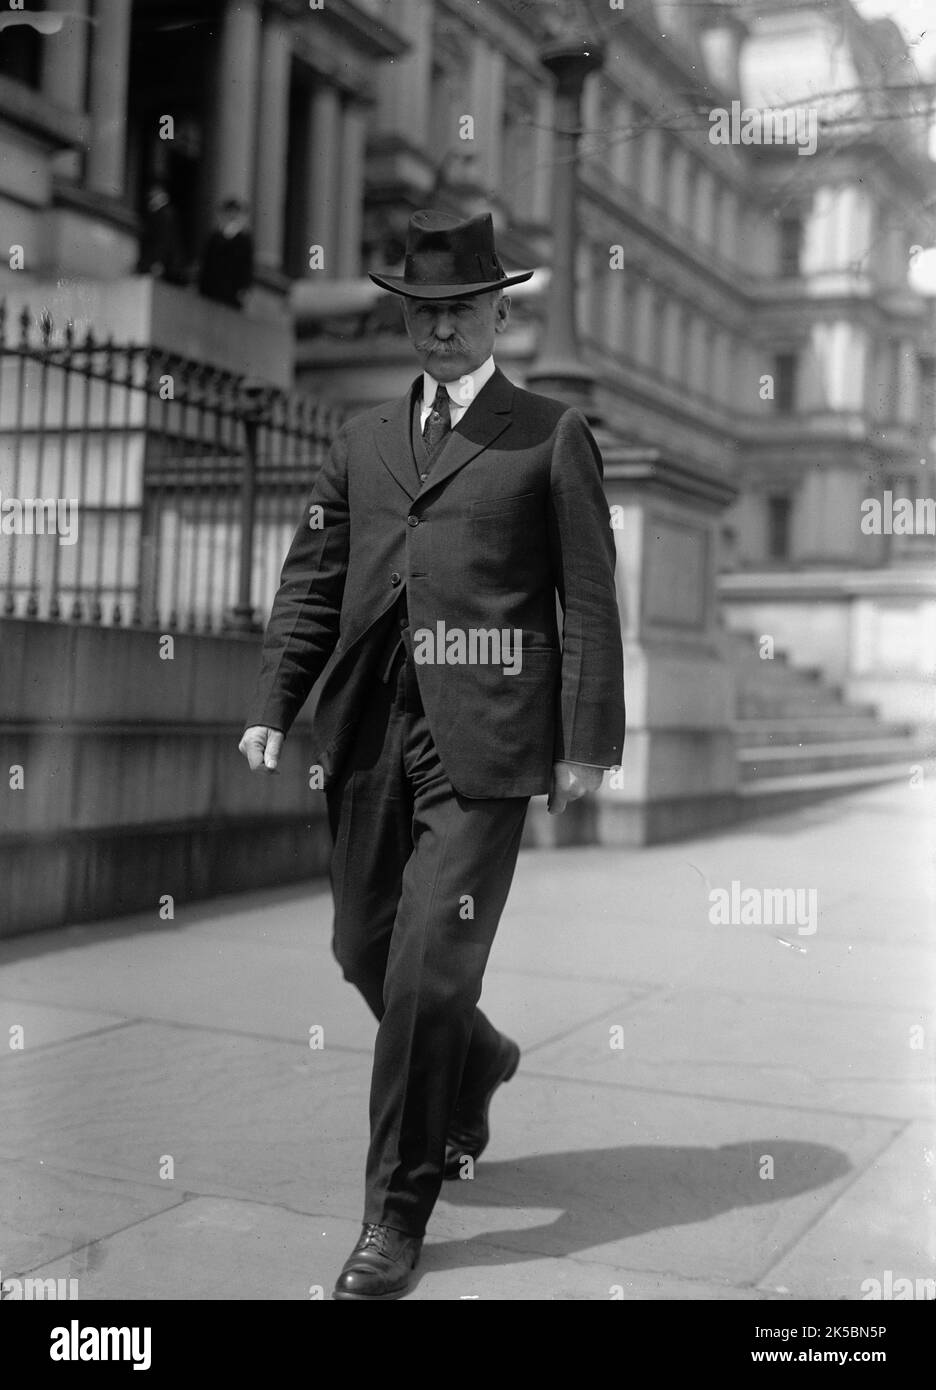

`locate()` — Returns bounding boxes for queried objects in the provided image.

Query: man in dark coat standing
[136,185,187,285]
[198,197,254,309]
[239,210,625,1300]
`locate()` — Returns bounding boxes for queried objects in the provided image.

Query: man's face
[219,205,246,236]
[402,291,510,382]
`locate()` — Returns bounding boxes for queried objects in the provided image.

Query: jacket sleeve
[546,408,626,768]
[243,425,350,734]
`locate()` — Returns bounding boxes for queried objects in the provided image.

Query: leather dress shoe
[443,1036,520,1179]
[332,1223,422,1301]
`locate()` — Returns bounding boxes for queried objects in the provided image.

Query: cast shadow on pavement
[420,1139,850,1273]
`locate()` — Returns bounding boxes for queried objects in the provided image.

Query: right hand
[238,725,284,773]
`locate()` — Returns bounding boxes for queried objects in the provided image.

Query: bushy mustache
[418,338,467,354]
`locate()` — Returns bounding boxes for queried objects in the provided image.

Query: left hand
[547,761,605,815]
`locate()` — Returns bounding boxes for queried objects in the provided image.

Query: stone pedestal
[595,446,740,844]
[0,278,293,388]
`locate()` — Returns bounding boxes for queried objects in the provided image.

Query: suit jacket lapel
[417,366,513,498]
[375,367,514,504]
[374,377,421,501]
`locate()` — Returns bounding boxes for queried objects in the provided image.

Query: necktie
[422,382,452,455]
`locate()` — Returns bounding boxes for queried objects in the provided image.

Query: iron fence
[0,301,343,633]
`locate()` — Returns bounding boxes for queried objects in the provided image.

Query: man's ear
[495,294,511,332]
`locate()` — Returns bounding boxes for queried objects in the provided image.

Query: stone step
[738,693,875,719]
[735,716,914,745]
[736,672,830,696]
[737,762,914,815]
[724,627,925,814]
[738,738,926,781]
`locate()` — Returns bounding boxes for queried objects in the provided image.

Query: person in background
[136,184,186,285]
[198,197,254,310]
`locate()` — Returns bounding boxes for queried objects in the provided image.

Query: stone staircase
[722,628,934,815]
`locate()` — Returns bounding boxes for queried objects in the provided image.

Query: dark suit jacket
[245,366,625,798]
[198,228,254,306]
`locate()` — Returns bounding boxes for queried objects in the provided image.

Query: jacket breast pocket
[467,491,538,521]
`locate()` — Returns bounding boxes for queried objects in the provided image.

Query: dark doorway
[126,0,221,275]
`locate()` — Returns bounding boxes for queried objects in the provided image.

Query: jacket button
[407,514,419,527]
[389,572,401,586]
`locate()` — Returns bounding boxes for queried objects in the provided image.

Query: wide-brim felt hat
[369,210,535,299]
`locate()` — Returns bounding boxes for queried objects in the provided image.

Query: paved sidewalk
[1,780,933,1301]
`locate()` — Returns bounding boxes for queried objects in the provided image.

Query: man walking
[239,210,625,1300]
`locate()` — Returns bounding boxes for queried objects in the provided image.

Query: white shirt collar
[421,355,496,419]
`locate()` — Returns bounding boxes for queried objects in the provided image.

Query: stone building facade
[0,0,933,730]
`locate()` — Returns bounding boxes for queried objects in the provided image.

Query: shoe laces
[360,1223,391,1254]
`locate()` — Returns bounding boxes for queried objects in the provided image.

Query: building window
[589,241,609,346]
[659,134,672,212]
[920,355,935,441]
[683,159,697,234]
[428,22,470,172]
[718,186,737,262]
[695,168,714,245]
[630,102,646,198]
[692,319,711,395]
[502,70,537,218]
[647,287,663,371]
[779,216,802,276]
[767,495,792,561]
[617,271,635,358]
[773,353,798,413]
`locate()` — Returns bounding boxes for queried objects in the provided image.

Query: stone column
[640,127,663,207]
[43,0,90,111]
[525,38,605,407]
[335,101,367,278]
[532,85,554,222]
[714,329,730,404]
[376,0,431,139]
[208,0,261,210]
[696,167,716,245]
[306,82,342,278]
[608,263,628,356]
[253,12,291,276]
[718,186,737,264]
[43,0,90,182]
[487,48,505,191]
[897,339,920,424]
[668,143,688,226]
[612,95,632,186]
[581,71,600,167]
[688,316,708,395]
[86,0,132,197]
[663,298,684,382]
[469,38,504,191]
[596,451,740,844]
[634,279,656,367]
